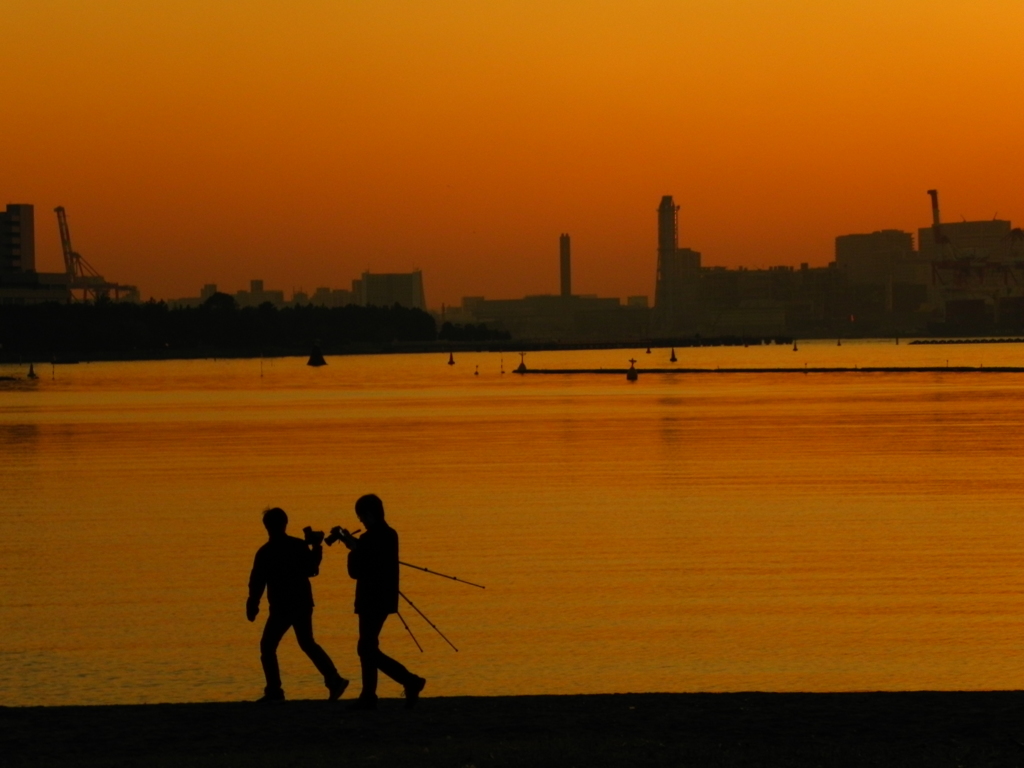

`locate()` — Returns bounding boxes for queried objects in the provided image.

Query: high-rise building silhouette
[657,195,678,260]
[559,234,571,298]
[0,203,72,304]
[0,204,35,275]
[654,196,701,332]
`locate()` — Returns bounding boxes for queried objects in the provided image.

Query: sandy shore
[4,691,1024,767]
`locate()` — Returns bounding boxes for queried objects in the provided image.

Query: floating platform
[515,366,1024,375]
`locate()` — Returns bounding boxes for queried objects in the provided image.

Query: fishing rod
[395,610,423,653]
[322,526,478,652]
[399,591,458,652]
[324,529,485,589]
[400,561,485,589]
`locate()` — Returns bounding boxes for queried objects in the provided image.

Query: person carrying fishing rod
[327,494,427,710]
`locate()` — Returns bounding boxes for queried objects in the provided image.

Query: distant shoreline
[0,336,792,365]
[4,691,1023,767]
[5,334,1024,367]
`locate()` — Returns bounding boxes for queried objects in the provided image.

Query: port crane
[54,206,138,302]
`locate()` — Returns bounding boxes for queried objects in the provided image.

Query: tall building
[918,220,1016,262]
[835,230,914,286]
[355,270,426,309]
[654,195,702,332]
[649,195,854,336]
[0,203,71,304]
[559,233,571,297]
[835,229,926,322]
[0,204,35,275]
[657,195,678,256]
[918,218,1024,328]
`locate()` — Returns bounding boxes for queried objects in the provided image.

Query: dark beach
[4,691,1024,767]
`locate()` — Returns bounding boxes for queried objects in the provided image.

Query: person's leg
[356,612,387,701]
[373,614,416,687]
[374,614,426,708]
[292,609,346,696]
[259,612,292,698]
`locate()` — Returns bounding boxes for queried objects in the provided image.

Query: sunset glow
[4,1,1022,306]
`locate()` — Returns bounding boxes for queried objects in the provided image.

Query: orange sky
[4,1,1023,308]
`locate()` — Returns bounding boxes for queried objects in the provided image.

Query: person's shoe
[404,676,426,709]
[256,691,285,704]
[327,676,349,702]
[348,697,377,711]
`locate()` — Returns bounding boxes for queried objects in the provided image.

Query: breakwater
[516,366,1024,375]
[910,338,1024,345]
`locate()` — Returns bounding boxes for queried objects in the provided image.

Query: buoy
[448,352,455,366]
[646,347,651,354]
[474,365,479,376]
[307,344,327,367]
[626,358,638,382]
[669,348,677,363]
[515,352,527,373]
[792,341,798,351]
[27,363,38,379]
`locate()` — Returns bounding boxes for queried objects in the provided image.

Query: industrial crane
[53,206,138,302]
[56,206,102,283]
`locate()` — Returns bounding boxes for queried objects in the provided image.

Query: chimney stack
[559,233,571,297]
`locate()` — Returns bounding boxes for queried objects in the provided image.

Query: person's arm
[347,534,368,580]
[247,550,266,622]
[308,542,323,577]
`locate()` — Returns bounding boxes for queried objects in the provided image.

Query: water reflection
[3,351,1024,706]
[0,423,40,448]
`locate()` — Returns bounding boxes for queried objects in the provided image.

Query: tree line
[0,294,508,361]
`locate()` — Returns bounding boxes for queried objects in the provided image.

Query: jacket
[248,534,321,611]
[347,523,399,615]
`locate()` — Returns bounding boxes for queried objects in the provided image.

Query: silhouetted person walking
[247,507,348,703]
[338,494,425,710]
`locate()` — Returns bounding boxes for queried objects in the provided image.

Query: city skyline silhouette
[3,2,1021,308]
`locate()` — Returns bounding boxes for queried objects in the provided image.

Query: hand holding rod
[399,591,458,652]
[400,561,485,589]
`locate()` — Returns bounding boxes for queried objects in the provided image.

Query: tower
[655,196,680,322]
[654,196,700,333]
[559,233,571,297]
[657,195,678,259]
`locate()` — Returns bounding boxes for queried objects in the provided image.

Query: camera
[303,526,325,546]
[325,526,361,546]
[324,526,345,546]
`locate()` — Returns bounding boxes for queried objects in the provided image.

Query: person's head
[354,494,385,528]
[262,507,288,537]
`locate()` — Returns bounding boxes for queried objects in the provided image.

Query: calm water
[3,341,1024,706]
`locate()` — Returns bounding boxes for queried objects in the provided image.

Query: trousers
[357,612,416,700]
[260,607,340,695]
